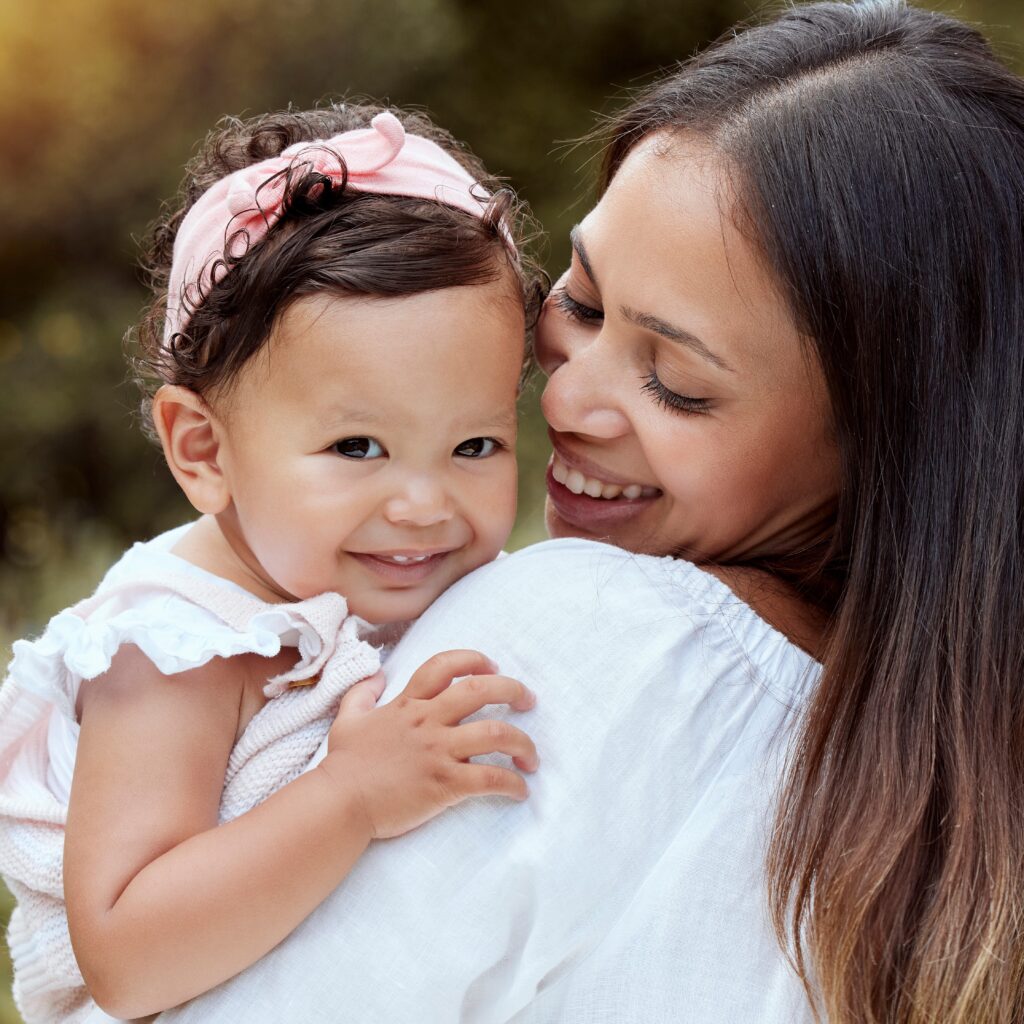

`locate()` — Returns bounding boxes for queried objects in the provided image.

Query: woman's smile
[544,431,661,531]
[545,461,661,531]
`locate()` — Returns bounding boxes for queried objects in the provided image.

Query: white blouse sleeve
[155,538,819,1024]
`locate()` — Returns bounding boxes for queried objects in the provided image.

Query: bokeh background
[0,0,1021,1019]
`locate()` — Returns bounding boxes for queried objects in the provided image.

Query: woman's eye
[640,372,711,415]
[554,287,603,324]
[454,437,504,458]
[332,437,386,459]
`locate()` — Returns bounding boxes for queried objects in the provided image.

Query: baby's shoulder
[77,640,288,742]
[13,577,277,692]
[4,527,290,714]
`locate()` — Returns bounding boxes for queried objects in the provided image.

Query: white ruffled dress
[0,524,382,1024]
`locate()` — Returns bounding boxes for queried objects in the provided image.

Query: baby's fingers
[335,671,387,718]
[450,720,540,772]
[439,674,536,723]
[403,650,498,701]
[455,763,530,802]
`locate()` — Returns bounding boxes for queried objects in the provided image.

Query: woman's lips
[545,459,659,531]
[349,550,453,583]
[550,453,659,500]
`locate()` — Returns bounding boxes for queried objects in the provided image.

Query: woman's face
[536,134,839,562]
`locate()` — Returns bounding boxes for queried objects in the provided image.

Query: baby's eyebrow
[473,410,518,433]
[318,408,517,434]
[318,407,387,430]
[447,413,517,438]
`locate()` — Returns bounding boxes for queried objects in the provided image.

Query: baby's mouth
[349,549,456,582]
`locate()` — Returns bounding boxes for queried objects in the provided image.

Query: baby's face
[213,281,524,623]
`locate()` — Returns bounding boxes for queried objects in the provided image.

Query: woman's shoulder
[401,538,820,705]
[455,537,729,608]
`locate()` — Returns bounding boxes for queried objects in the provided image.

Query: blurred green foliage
[0,0,1021,1021]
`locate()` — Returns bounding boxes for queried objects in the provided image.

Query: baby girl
[0,101,543,1023]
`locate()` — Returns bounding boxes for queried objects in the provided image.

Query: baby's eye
[453,437,503,458]
[332,437,386,459]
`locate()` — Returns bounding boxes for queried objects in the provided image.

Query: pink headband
[164,112,499,343]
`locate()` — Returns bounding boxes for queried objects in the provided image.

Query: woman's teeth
[378,554,433,564]
[551,455,658,500]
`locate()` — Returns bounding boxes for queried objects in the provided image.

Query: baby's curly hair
[131,100,546,439]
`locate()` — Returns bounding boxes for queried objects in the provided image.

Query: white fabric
[0,524,381,1024]
[155,537,820,1024]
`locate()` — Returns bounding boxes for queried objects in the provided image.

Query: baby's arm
[64,646,537,1020]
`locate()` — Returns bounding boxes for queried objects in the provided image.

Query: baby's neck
[171,514,295,605]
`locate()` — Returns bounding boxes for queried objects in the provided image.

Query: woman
[155,2,1024,1022]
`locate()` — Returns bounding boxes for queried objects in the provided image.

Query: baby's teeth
[601,483,623,499]
[622,485,642,500]
[552,458,569,486]
[565,469,586,495]
[583,478,604,498]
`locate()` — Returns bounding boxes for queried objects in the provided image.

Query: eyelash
[554,288,709,416]
[453,437,508,459]
[640,373,711,415]
[554,288,603,323]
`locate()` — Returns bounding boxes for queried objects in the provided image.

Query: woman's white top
[154,537,821,1024]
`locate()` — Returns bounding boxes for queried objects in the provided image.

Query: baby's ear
[152,385,231,514]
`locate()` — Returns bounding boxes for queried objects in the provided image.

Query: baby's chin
[346,557,503,625]
[347,585,455,626]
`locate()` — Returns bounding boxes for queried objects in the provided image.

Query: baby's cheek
[261,532,328,599]
[490,468,520,548]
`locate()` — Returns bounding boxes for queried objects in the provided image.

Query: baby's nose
[383,477,452,527]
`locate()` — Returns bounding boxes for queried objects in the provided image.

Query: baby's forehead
[229,286,524,431]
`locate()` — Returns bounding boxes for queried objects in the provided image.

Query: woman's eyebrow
[570,226,599,285]
[621,306,736,374]
[570,224,735,375]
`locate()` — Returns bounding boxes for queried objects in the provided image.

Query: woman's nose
[537,307,632,439]
[383,476,452,527]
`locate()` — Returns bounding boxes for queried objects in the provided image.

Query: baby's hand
[320,650,538,839]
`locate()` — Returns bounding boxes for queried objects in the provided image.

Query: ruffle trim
[8,592,299,711]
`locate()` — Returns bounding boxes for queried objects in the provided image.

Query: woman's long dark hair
[602,2,1024,1020]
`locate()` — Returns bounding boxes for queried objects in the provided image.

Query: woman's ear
[152,385,231,514]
